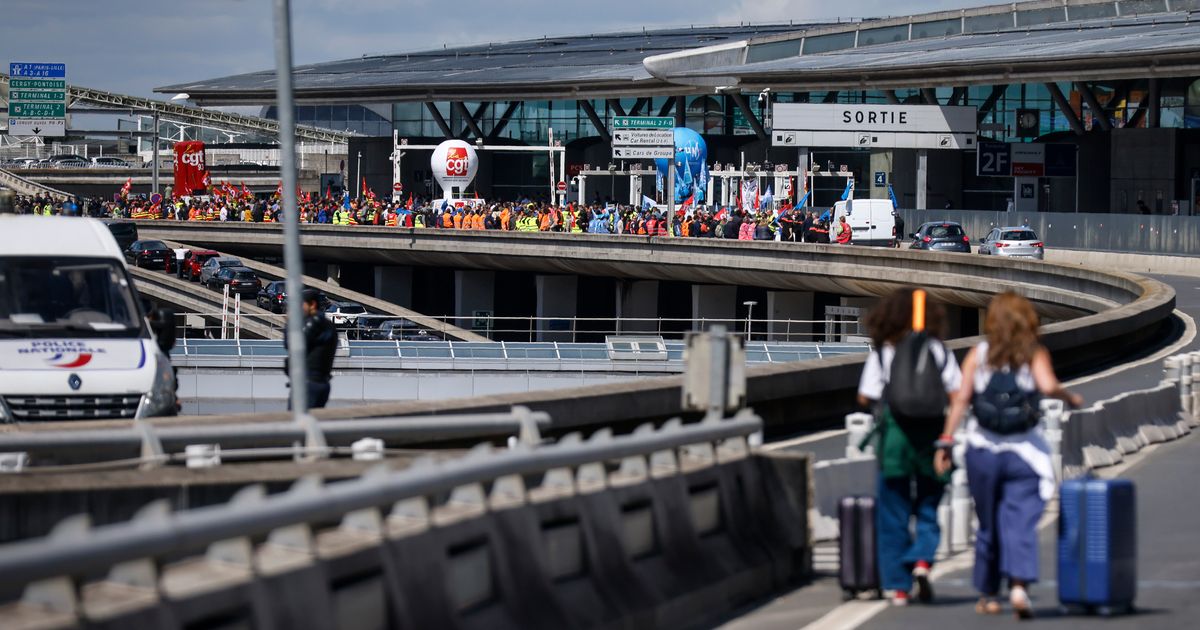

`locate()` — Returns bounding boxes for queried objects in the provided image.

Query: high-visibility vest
[415,214,425,228]
[386,213,398,226]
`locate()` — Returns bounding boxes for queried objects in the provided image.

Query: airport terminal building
[160,0,1200,213]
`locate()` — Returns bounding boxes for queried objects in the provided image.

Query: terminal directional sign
[7,62,67,137]
[612,129,674,146]
[613,116,673,130]
[613,146,674,159]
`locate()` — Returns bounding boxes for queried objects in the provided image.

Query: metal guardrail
[0,410,762,597]
[0,166,71,199]
[0,407,550,468]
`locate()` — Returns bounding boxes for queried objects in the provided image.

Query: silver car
[978,227,1044,260]
[198,256,244,285]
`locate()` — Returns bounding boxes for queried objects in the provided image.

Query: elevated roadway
[155,239,488,342]
[128,266,281,340]
[85,223,1180,437]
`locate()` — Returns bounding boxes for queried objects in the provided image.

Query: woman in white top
[935,291,1082,619]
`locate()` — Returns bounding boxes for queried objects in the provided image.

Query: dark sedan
[257,280,287,313]
[908,221,971,253]
[207,267,262,296]
[125,239,175,270]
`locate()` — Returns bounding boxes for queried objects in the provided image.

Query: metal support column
[1075,82,1112,131]
[577,100,611,143]
[487,101,521,140]
[606,99,627,117]
[273,0,324,457]
[1044,82,1085,136]
[151,113,160,195]
[976,85,1007,125]
[424,102,454,138]
[675,96,686,128]
[1148,78,1160,128]
[884,90,901,105]
[821,91,840,104]
[728,92,769,140]
[920,88,939,105]
[916,149,928,210]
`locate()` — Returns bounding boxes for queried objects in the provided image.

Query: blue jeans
[877,473,945,592]
[965,447,1045,595]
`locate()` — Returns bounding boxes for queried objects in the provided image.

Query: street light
[743,300,757,340]
[356,151,362,197]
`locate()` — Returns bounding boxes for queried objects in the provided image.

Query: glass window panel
[857,25,909,46]
[1068,3,1117,20]
[964,13,1015,32]
[746,39,802,63]
[802,32,857,54]
[911,18,962,39]
[1016,7,1066,26]
[1118,0,1167,15]
[331,105,348,121]
[745,350,770,362]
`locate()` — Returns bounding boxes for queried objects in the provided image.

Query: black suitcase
[838,495,882,600]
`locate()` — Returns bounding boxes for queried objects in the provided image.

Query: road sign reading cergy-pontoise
[7,62,67,137]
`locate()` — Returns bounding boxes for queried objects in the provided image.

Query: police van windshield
[0,257,145,339]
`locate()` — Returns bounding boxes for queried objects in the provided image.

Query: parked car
[325,301,367,327]
[207,266,262,296]
[8,157,40,168]
[371,319,444,341]
[198,256,243,285]
[100,219,139,252]
[90,156,132,168]
[124,239,174,270]
[43,155,89,168]
[908,221,971,253]
[181,249,221,281]
[978,227,1045,260]
[257,280,288,313]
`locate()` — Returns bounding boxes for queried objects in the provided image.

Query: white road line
[801,601,889,630]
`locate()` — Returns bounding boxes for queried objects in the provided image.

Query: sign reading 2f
[976,141,1012,177]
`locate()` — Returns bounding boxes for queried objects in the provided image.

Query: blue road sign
[9,63,66,78]
[873,171,886,187]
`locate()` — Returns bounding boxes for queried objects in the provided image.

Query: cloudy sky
[3,0,996,98]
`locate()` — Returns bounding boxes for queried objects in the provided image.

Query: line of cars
[906,221,1044,260]
[5,155,135,169]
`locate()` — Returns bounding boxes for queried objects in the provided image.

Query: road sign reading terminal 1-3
[7,62,67,137]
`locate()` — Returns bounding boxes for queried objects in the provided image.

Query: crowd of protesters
[12,187,852,243]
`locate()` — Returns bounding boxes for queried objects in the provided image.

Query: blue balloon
[655,128,708,204]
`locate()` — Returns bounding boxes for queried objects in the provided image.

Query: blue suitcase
[1057,477,1137,615]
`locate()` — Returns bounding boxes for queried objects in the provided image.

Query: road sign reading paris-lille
[7,62,67,137]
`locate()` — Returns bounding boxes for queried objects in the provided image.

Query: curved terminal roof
[159,0,1200,106]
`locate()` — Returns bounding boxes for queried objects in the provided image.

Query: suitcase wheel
[841,589,856,602]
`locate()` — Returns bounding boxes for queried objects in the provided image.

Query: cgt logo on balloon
[430,140,479,199]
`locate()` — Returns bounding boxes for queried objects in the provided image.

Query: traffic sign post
[7,63,67,137]
[611,116,675,231]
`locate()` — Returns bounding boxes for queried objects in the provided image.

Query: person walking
[893,211,906,248]
[284,289,338,409]
[934,291,1083,619]
[858,287,962,606]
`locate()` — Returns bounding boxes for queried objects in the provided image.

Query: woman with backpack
[934,291,1083,619]
[857,288,962,606]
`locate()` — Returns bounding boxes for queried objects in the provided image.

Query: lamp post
[356,151,362,198]
[743,300,757,340]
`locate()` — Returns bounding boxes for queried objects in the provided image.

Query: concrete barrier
[0,411,815,629]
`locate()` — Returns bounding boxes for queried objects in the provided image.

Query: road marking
[764,429,848,452]
[802,601,889,630]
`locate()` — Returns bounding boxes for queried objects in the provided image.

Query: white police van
[0,215,177,422]
[827,198,898,247]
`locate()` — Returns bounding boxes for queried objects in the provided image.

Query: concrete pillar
[1014,176,1038,214]
[616,280,659,333]
[692,284,737,333]
[454,270,494,333]
[915,149,928,210]
[326,263,341,287]
[535,275,577,342]
[767,291,815,342]
[943,303,963,339]
[869,150,893,201]
[373,266,412,308]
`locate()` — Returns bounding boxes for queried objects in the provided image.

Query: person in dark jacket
[723,212,743,239]
[284,289,338,409]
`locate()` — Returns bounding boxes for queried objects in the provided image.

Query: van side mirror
[148,307,176,353]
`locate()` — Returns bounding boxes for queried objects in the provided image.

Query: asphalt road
[731,274,1200,629]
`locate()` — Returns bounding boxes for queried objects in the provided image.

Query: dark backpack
[973,369,1041,434]
[883,332,948,423]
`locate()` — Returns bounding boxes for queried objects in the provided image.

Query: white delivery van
[827,198,897,247]
[0,215,177,421]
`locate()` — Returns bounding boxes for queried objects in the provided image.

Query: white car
[325,302,366,327]
[978,227,1045,260]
